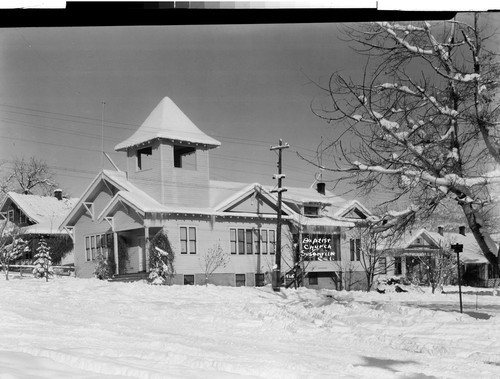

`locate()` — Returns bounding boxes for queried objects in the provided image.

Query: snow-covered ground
[1,276,500,378]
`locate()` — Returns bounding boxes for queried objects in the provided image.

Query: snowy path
[1,277,500,378]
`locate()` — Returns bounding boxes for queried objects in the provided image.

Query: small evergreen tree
[148,229,175,285]
[32,238,53,282]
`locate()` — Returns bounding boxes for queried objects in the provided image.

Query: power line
[0,103,320,153]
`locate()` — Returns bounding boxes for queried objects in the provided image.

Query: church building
[60,97,372,288]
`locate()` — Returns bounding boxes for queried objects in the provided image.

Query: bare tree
[416,246,456,294]
[309,14,500,275]
[333,259,363,291]
[1,157,58,196]
[199,241,230,286]
[349,227,395,291]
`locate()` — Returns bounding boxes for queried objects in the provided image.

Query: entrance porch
[111,226,162,276]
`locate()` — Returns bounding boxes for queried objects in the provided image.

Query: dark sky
[0,11,498,207]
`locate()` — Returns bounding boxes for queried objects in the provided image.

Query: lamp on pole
[451,243,464,313]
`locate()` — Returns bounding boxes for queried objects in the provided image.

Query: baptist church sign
[300,236,338,261]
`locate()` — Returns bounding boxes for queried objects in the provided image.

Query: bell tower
[114,97,221,208]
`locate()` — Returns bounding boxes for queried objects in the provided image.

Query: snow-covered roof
[378,227,490,265]
[428,231,490,264]
[330,199,373,219]
[2,192,78,234]
[97,189,170,221]
[209,180,260,210]
[114,97,221,151]
[278,185,338,205]
[380,228,441,251]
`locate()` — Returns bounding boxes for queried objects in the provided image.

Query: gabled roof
[428,231,490,264]
[213,182,294,215]
[97,190,169,222]
[1,192,78,234]
[60,170,141,228]
[114,97,221,151]
[378,227,490,264]
[331,200,373,220]
[381,228,442,250]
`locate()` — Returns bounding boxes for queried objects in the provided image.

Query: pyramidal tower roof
[115,97,221,151]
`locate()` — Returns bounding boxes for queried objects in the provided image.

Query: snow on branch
[376,22,434,56]
[351,161,500,191]
[378,83,418,96]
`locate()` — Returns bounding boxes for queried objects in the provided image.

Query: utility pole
[270,139,289,292]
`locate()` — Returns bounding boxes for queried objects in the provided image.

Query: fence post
[20,266,23,277]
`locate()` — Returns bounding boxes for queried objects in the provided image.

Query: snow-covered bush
[94,252,113,280]
[0,224,28,280]
[32,238,53,281]
[148,229,175,285]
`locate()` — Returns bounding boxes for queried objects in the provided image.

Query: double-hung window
[229,228,274,255]
[180,226,197,254]
[85,233,112,262]
[350,238,361,261]
[261,230,268,254]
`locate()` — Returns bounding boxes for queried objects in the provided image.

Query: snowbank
[1,276,500,378]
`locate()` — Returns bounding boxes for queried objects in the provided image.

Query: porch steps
[108,272,149,283]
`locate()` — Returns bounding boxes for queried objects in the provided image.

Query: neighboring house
[0,190,78,265]
[60,96,373,288]
[379,226,498,287]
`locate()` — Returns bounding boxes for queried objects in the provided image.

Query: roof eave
[115,137,221,152]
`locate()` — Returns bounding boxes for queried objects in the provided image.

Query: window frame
[379,257,387,274]
[394,256,402,275]
[19,211,27,225]
[303,205,319,217]
[180,226,197,255]
[235,273,246,287]
[255,273,265,287]
[261,230,268,254]
[269,230,276,255]
[350,238,361,261]
[84,233,112,262]
[229,228,274,255]
[245,229,253,255]
[230,228,237,255]
[308,274,318,286]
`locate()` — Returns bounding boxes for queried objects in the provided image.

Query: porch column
[113,232,119,275]
[401,255,407,277]
[144,226,150,272]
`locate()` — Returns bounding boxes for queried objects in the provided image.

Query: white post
[113,232,119,275]
[144,226,150,272]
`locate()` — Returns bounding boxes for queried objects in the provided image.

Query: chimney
[54,189,63,201]
[316,182,326,195]
[437,226,444,236]
[459,226,466,236]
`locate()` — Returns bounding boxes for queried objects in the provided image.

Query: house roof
[1,192,78,235]
[380,228,441,250]
[428,231,491,264]
[114,97,221,151]
[70,170,358,229]
[378,227,490,264]
[330,199,373,220]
